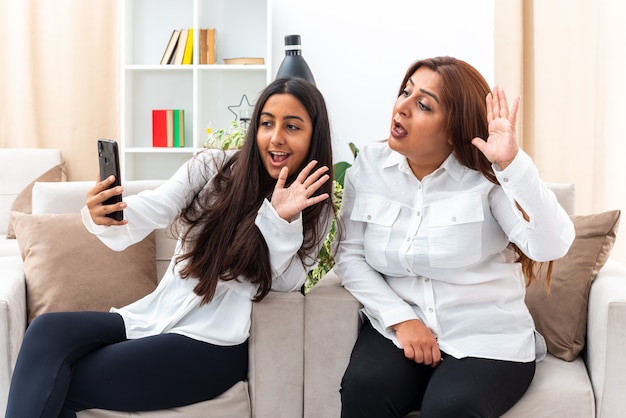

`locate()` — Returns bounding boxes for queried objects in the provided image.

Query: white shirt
[82,149,326,346]
[334,142,575,362]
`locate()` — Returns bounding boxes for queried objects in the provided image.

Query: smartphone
[97,138,123,221]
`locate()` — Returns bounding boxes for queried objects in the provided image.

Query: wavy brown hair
[398,56,552,287]
[175,78,335,304]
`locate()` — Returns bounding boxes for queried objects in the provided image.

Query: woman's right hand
[85,175,127,226]
[392,319,441,367]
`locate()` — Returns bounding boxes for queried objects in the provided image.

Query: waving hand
[271,160,330,222]
[471,86,520,170]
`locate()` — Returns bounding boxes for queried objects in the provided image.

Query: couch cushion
[30,180,176,280]
[31,180,166,215]
[77,381,251,418]
[525,210,621,361]
[501,355,595,416]
[0,148,62,235]
[10,212,158,323]
[6,163,66,238]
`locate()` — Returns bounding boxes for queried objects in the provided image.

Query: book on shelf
[152,109,185,147]
[199,28,216,64]
[182,28,194,64]
[160,29,180,65]
[223,57,265,65]
[152,110,168,147]
[173,29,188,65]
[166,110,174,147]
[199,29,207,65]
[207,28,215,64]
[173,109,185,147]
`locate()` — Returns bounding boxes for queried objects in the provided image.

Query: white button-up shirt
[82,149,327,346]
[335,142,574,361]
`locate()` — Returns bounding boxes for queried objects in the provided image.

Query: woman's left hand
[271,160,330,222]
[471,86,520,170]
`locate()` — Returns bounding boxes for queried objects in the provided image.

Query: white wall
[270,0,495,163]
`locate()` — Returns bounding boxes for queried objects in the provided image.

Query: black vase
[275,34,315,85]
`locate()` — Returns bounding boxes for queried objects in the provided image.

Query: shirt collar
[383,148,466,183]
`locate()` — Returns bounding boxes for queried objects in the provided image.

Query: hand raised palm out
[471,86,520,170]
[271,160,330,222]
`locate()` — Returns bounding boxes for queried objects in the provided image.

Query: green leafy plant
[204,120,247,150]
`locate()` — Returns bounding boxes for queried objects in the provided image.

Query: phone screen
[97,138,123,221]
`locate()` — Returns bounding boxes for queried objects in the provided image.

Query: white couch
[0,179,304,417]
[303,183,626,418]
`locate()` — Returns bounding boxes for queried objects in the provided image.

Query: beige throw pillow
[11,211,158,323]
[6,163,67,238]
[525,210,621,361]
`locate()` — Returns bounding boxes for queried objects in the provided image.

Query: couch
[2,150,624,417]
[0,178,304,418]
[304,183,626,418]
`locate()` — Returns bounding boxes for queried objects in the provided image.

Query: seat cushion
[77,380,251,418]
[501,355,595,416]
[402,355,595,418]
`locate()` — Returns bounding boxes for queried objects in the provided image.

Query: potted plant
[204,120,248,150]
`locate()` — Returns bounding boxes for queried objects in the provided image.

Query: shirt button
[502,178,509,183]
[406,237,411,242]
[428,308,434,313]
[451,216,457,222]
[417,211,421,216]
[424,277,430,282]
[367,215,371,220]
[406,268,411,273]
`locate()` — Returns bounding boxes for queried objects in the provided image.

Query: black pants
[5,311,248,418]
[340,320,535,418]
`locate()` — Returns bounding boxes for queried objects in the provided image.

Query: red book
[152,110,168,147]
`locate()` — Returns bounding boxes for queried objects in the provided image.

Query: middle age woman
[336,56,575,418]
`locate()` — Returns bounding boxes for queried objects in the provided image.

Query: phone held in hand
[97,138,124,221]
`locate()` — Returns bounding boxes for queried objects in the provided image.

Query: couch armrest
[249,291,304,418]
[585,259,626,418]
[0,256,27,414]
[303,270,362,418]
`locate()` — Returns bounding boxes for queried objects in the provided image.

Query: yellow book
[182,28,194,64]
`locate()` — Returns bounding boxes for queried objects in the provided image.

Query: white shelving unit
[120,0,272,180]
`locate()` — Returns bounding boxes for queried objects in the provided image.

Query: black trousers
[340,320,535,418]
[5,311,248,418]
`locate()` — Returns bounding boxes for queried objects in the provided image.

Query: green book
[173,109,185,147]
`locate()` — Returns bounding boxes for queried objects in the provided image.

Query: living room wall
[270,0,495,164]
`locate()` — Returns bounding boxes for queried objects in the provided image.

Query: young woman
[336,56,575,418]
[5,77,335,418]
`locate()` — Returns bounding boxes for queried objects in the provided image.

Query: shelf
[120,0,271,180]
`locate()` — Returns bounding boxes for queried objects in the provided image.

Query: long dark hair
[176,78,334,304]
[398,57,551,287]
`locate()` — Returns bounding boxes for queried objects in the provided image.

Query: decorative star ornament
[227,94,254,128]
